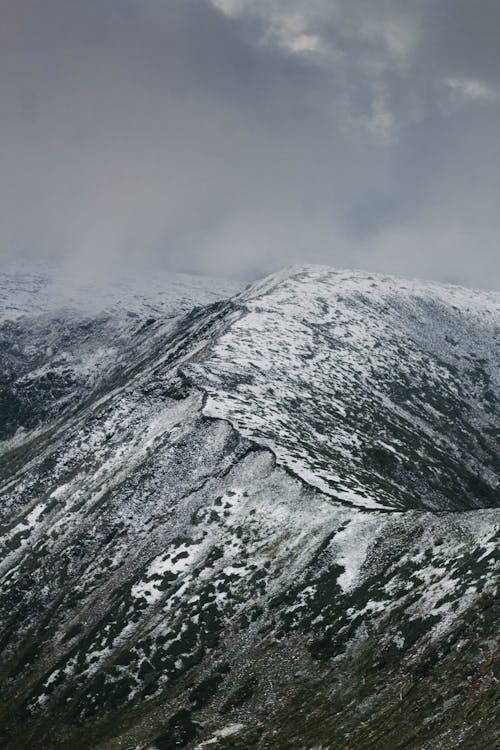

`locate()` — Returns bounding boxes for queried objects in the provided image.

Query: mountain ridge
[0,264,498,750]
[188,265,500,511]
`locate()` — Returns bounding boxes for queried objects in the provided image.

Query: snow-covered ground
[0,264,498,750]
[189,265,500,511]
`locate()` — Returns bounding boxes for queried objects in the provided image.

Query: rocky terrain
[0,265,498,749]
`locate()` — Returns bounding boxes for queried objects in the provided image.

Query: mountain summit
[0,265,498,750]
[190,265,500,511]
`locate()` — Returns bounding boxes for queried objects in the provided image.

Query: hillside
[0,265,498,750]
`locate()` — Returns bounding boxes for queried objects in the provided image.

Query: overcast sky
[1,0,499,287]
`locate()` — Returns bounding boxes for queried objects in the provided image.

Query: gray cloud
[1,0,499,288]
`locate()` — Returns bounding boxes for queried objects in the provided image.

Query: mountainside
[0,264,242,442]
[0,265,498,750]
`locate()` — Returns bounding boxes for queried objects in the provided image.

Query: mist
[1,0,499,288]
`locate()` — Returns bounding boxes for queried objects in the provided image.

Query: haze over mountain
[0,264,498,749]
[2,0,500,288]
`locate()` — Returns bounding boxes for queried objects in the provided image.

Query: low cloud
[1,0,499,289]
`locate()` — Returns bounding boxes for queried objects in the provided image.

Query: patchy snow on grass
[189,265,500,512]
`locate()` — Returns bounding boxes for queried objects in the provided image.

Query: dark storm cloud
[0,0,499,287]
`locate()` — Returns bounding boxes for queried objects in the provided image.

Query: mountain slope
[0,265,242,442]
[0,265,498,750]
[190,265,500,511]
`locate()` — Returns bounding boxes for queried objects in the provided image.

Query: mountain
[0,264,242,443]
[0,265,498,750]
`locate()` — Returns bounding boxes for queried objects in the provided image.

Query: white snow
[333,513,388,592]
[194,724,245,748]
[187,264,500,512]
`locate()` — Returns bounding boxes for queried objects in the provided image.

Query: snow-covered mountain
[0,265,498,750]
[0,265,242,443]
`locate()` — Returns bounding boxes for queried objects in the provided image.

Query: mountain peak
[188,264,500,511]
